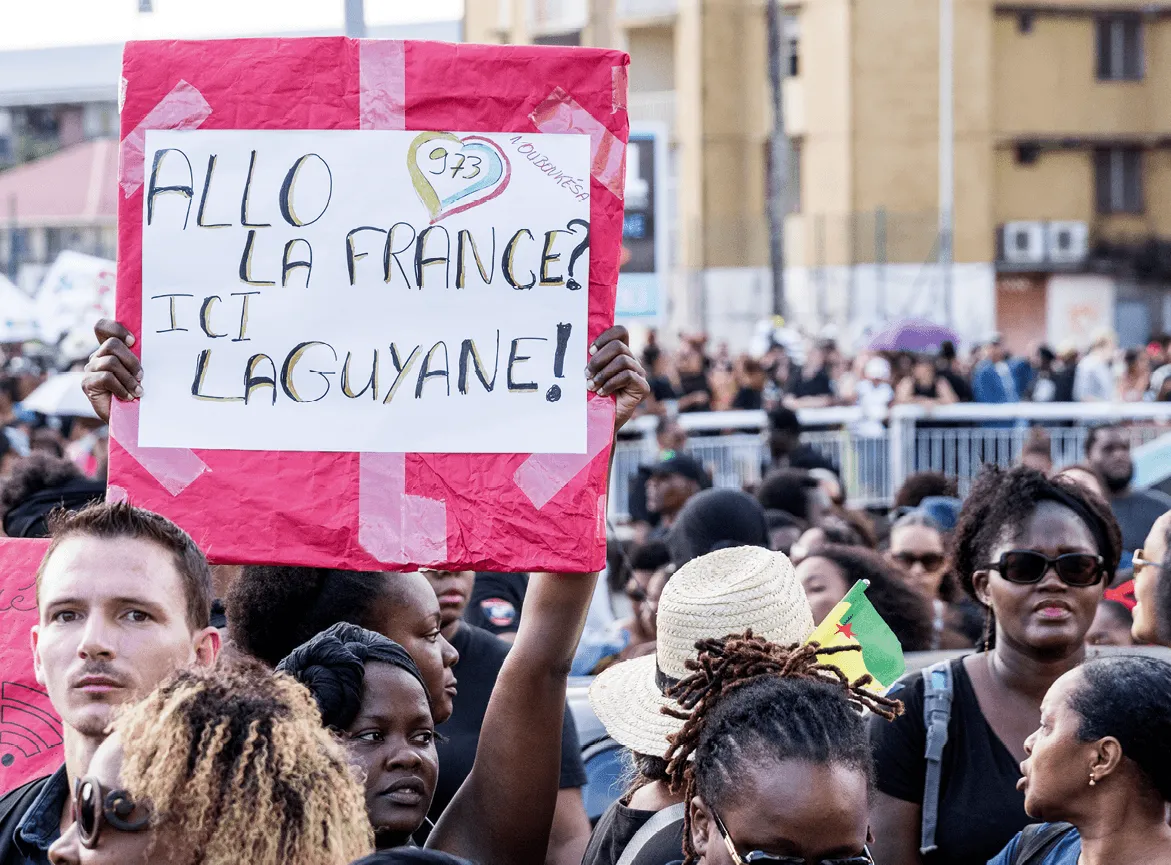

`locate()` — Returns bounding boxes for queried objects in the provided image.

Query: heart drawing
[407,132,512,224]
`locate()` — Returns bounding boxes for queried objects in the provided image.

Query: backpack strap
[1011,822,1076,865]
[0,775,52,864]
[616,802,687,865]
[919,661,954,856]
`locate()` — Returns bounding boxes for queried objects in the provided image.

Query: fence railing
[609,402,1171,521]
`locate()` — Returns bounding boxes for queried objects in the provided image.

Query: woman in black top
[868,465,1121,865]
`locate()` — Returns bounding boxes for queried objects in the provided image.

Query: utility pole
[938,0,954,327]
[766,0,788,318]
[345,0,366,38]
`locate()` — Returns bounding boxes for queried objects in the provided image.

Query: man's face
[1087,429,1133,493]
[33,536,216,738]
[646,472,698,518]
[421,570,476,630]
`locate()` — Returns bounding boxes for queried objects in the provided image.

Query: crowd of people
[0,318,1169,865]
[636,328,1171,416]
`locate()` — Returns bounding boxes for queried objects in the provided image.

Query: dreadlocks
[661,631,902,865]
[113,659,373,865]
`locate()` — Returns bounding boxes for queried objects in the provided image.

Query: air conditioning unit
[1046,221,1089,265]
[1001,221,1046,265]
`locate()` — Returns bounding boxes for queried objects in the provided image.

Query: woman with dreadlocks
[868,465,1121,865]
[657,631,900,865]
[47,660,372,865]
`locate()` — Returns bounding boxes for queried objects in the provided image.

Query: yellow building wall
[626,26,675,91]
[994,149,1093,223]
[993,14,1169,136]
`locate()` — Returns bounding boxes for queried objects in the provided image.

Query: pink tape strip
[110,400,210,496]
[513,398,614,510]
[612,66,628,113]
[106,484,129,504]
[530,87,625,200]
[360,39,406,131]
[358,453,448,565]
[120,79,212,198]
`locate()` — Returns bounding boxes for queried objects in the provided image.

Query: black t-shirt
[582,800,685,865]
[649,376,677,401]
[790,368,833,398]
[731,387,763,410]
[869,658,1028,865]
[462,572,527,635]
[427,623,587,826]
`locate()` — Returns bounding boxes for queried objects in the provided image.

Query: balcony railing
[617,0,678,20]
[626,90,676,134]
[528,0,587,33]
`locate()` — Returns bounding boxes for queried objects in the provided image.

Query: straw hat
[589,545,814,758]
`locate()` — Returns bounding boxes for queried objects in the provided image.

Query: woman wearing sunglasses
[988,655,1171,865]
[886,512,980,649]
[868,465,1121,865]
[659,631,901,865]
[47,660,373,865]
[1132,509,1171,646]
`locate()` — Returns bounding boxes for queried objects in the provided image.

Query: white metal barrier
[609,403,1171,521]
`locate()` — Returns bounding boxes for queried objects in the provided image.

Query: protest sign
[0,539,61,795]
[35,250,116,347]
[140,129,589,454]
[111,38,628,573]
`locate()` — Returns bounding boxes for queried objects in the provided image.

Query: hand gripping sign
[111,38,629,572]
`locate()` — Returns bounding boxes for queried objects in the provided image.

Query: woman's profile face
[972,501,1104,655]
[48,733,168,865]
[343,662,439,847]
[371,572,459,723]
[1018,669,1096,820]
[1132,517,1169,645]
[796,556,850,626]
[691,758,870,864]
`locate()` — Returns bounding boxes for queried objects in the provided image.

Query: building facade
[785,0,1171,351]
[465,0,777,348]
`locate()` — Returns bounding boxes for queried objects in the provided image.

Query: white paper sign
[140,129,591,453]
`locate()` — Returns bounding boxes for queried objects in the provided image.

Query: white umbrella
[18,371,98,419]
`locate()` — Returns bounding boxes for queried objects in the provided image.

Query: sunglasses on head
[712,809,872,865]
[75,776,151,849]
[981,550,1105,587]
[891,552,946,572]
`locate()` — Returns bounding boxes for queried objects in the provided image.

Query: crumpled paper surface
[111,38,629,572]
[0,539,62,795]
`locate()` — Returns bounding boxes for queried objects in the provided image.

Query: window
[784,16,801,77]
[1094,148,1143,214]
[1096,16,1143,80]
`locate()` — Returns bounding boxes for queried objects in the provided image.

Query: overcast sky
[0,0,463,50]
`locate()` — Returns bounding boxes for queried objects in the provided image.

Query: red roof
[0,139,118,227]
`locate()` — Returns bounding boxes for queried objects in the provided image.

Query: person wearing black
[463,571,528,642]
[730,357,766,410]
[868,465,1122,865]
[765,406,838,475]
[1085,424,1171,559]
[936,340,973,402]
[644,454,710,538]
[786,343,834,406]
[0,452,104,538]
[421,570,590,865]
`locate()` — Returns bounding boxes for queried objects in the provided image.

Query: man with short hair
[1086,424,1171,558]
[645,454,709,536]
[421,570,590,865]
[0,502,220,864]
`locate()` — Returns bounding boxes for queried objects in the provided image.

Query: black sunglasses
[981,550,1105,588]
[712,809,872,865]
[75,776,151,849]
[892,552,946,572]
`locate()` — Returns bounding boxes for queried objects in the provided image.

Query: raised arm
[429,327,648,865]
[82,319,141,423]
